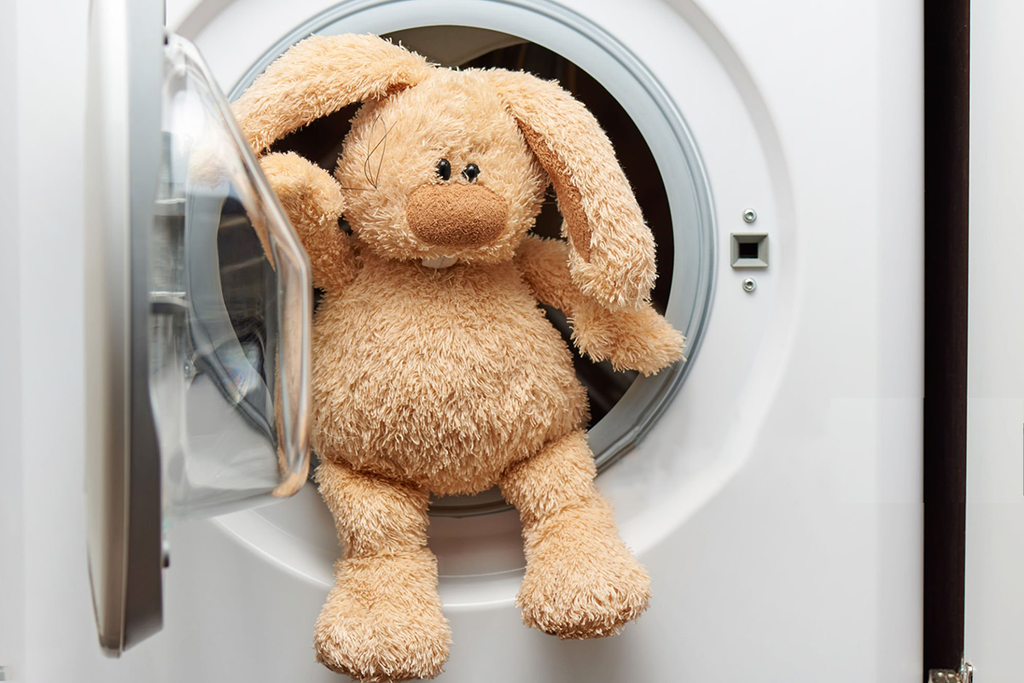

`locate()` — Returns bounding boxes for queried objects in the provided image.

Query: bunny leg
[313,458,450,682]
[499,431,651,639]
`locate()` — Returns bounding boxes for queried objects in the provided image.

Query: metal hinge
[929,661,974,683]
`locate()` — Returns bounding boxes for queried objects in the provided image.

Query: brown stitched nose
[406,184,508,247]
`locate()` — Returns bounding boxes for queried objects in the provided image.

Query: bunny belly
[309,258,589,495]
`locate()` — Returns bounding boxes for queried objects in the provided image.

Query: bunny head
[233,34,657,308]
[335,69,546,269]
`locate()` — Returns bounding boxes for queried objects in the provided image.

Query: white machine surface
[964,2,1024,681]
[2,0,942,681]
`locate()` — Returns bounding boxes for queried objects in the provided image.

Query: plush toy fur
[234,34,685,683]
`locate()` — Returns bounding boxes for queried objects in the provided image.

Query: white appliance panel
[7,0,924,680]
[161,0,923,680]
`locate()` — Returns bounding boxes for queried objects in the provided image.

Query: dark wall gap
[923,0,970,678]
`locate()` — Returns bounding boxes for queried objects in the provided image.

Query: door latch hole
[731,232,769,269]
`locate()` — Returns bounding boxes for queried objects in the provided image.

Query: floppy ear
[232,34,434,155]
[480,69,656,309]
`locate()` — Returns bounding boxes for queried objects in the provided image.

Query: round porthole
[229,0,716,517]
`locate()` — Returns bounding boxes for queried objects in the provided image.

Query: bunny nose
[407,184,508,247]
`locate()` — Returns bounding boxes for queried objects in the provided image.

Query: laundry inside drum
[266,26,676,516]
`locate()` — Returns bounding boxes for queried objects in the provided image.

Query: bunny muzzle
[406,184,508,248]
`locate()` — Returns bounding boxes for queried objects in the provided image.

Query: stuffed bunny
[233,34,684,682]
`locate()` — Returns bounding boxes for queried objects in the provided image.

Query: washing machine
[9,0,928,681]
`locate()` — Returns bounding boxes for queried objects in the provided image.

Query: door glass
[154,34,312,526]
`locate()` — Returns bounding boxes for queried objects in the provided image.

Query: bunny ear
[479,68,656,309]
[232,34,434,155]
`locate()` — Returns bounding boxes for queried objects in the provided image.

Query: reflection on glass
[151,34,311,527]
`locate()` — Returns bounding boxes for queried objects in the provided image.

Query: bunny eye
[436,159,452,181]
[462,164,480,182]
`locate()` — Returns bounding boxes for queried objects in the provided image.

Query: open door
[83,0,313,654]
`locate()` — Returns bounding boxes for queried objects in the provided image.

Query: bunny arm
[516,234,685,376]
[260,152,357,292]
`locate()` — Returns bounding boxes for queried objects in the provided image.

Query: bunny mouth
[421,255,458,269]
[406,184,508,248]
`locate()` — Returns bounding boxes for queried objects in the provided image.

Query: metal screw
[742,278,756,293]
[742,208,757,223]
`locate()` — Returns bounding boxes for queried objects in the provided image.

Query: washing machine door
[83,0,313,655]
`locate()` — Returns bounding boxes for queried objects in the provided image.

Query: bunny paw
[573,303,685,376]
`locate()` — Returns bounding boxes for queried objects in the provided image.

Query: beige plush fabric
[482,69,657,310]
[233,33,684,683]
[500,431,652,638]
[233,34,434,155]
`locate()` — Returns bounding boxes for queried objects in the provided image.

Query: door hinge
[929,661,974,683]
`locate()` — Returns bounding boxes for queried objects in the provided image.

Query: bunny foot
[314,549,451,683]
[516,497,651,639]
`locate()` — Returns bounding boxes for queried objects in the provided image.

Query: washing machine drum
[244,22,715,515]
